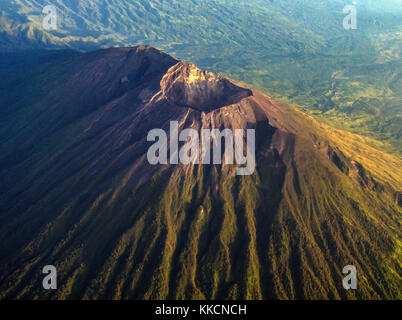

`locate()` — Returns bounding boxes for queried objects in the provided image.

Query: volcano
[0,46,401,300]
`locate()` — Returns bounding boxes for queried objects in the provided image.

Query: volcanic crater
[160,61,252,112]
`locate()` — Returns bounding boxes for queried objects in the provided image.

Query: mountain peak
[160,61,252,112]
[0,46,401,300]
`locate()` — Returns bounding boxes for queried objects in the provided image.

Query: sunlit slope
[0,47,401,300]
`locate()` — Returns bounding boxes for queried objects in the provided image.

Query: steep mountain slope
[1,0,401,155]
[0,46,401,300]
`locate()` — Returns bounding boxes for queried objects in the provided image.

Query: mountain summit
[0,46,401,300]
[160,61,252,112]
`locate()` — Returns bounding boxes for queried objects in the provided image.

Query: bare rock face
[160,61,252,112]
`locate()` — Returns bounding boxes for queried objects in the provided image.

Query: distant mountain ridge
[1,0,401,53]
[0,46,400,299]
